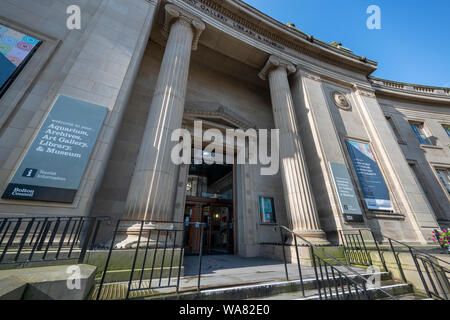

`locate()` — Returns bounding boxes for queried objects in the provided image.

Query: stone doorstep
[260,283,414,300]
[138,271,392,300]
[0,264,97,300]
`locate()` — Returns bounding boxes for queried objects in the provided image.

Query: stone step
[252,283,413,300]
[90,271,391,300]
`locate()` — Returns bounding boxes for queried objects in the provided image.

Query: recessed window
[385,116,403,142]
[0,24,41,99]
[442,124,450,137]
[409,121,433,145]
[436,168,450,194]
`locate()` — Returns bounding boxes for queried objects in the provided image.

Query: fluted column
[259,56,328,244]
[124,4,205,221]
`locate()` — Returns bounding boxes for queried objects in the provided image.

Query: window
[436,168,450,194]
[443,124,450,137]
[409,121,433,145]
[0,24,41,98]
[385,116,403,142]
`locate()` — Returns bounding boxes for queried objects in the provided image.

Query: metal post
[197,223,204,291]
[310,246,322,300]
[279,227,289,281]
[126,220,144,299]
[96,220,121,300]
[389,238,406,283]
[371,231,387,271]
[293,234,304,296]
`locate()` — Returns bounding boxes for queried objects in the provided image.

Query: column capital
[162,3,205,51]
[258,55,296,80]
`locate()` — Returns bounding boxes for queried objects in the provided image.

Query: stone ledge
[0,276,27,300]
[0,264,97,300]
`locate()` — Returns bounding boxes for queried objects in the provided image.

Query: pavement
[181,254,365,289]
[93,254,368,299]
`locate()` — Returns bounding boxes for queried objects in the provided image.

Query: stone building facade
[0,0,449,257]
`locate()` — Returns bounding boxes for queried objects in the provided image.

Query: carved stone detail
[331,91,351,110]
[353,84,376,98]
[258,55,296,80]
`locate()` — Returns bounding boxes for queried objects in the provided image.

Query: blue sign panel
[2,95,108,203]
[329,162,363,222]
[345,140,393,211]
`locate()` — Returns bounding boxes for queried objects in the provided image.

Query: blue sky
[244,0,450,87]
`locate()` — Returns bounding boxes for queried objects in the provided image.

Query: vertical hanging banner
[2,95,108,203]
[345,140,393,211]
[329,162,364,222]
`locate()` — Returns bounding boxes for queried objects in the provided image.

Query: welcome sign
[2,95,107,203]
[345,140,393,211]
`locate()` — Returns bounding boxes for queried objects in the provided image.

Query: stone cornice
[178,0,377,75]
[369,77,450,105]
[258,55,296,80]
[162,3,206,50]
[184,102,256,129]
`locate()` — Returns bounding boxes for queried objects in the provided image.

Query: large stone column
[259,56,328,244]
[124,4,205,222]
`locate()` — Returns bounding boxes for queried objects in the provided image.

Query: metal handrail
[278,226,397,300]
[95,219,206,300]
[387,237,450,267]
[386,236,449,300]
[0,215,110,265]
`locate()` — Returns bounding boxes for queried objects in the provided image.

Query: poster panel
[2,95,108,203]
[345,140,393,211]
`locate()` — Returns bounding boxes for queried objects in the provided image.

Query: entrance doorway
[183,163,234,255]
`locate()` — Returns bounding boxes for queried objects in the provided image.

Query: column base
[291,229,330,246]
[113,222,175,249]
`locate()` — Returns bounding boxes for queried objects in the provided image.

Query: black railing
[95,219,205,300]
[0,215,108,265]
[340,229,387,271]
[387,237,450,300]
[278,226,396,300]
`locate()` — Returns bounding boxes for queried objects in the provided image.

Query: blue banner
[345,140,393,211]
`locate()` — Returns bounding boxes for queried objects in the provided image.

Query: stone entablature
[370,77,450,100]
[178,0,377,75]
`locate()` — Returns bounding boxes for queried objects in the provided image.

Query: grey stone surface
[0,276,27,300]
[0,264,97,300]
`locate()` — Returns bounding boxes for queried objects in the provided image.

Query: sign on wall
[329,162,364,222]
[259,196,277,224]
[345,140,393,211]
[2,95,108,203]
[0,24,41,98]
